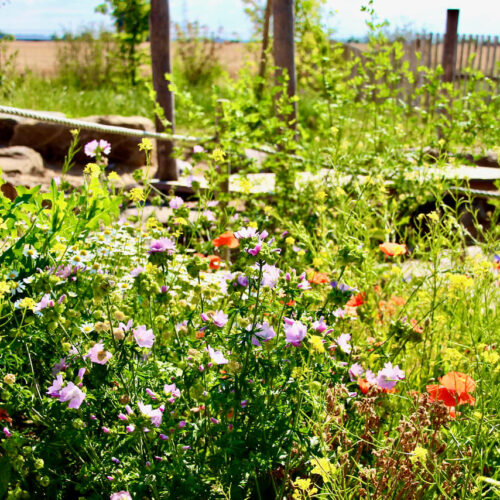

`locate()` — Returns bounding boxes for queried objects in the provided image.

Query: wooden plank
[150,0,178,181]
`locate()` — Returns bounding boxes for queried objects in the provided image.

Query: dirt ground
[6,41,259,78]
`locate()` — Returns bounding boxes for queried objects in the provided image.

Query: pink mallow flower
[110,492,132,500]
[149,237,176,255]
[349,363,364,382]
[164,383,181,398]
[375,362,405,390]
[138,402,163,427]
[47,374,65,397]
[284,318,307,346]
[85,139,111,158]
[207,345,228,365]
[335,333,352,354]
[86,342,113,365]
[212,310,228,328]
[35,293,54,312]
[133,325,155,348]
[169,197,184,209]
[251,322,276,346]
[58,382,86,409]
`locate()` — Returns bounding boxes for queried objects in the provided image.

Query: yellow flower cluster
[129,188,145,203]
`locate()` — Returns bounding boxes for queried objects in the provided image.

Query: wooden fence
[343,33,499,100]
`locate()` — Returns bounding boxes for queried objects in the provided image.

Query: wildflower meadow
[0,1,499,499]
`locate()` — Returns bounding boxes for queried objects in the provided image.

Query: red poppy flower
[0,408,12,424]
[212,232,239,249]
[311,272,329,285]
[208,255,222,270]
[346,292,365,308]
[426,372,476,407]
[379,242,407,257]
[358,378,371,394]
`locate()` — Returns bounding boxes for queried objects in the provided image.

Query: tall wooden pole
[150,0,178,180]
[273,0,297,127]
[256,0,272,98]
[442,9,459,83]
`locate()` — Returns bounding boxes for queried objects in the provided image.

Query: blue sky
[1,0,499,40]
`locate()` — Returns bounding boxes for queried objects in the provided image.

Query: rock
[0,146,45,176]
[9,113,155,168]
[0,114,27,145]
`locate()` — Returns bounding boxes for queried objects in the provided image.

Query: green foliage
[96,0,150,85]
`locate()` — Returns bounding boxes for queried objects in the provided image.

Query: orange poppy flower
[212,232,239,249]
[358,378,371,394]
[346,292,365,308]
[409,318,423,334]
[379,242,407,257]
[286,299,296,307]
[208,255,222,270]
[426,372,476,407]
[311,272,329,285]
[195,331,205,339]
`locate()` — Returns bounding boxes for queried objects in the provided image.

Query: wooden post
[215,99,230,195]
[256,0,272,98]
[273,0,297,127]
[442,9,459,83]
[150,0,178,181]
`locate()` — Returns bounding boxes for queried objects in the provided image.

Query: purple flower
[331,281,356,292]
[251,321,276,346]
[133,325,155,348]
[77,368,86,380]
[86,342,112,365]
[118,413,127,421]
[138,402,163,427]
[201,312,209,322]
[35,293,53,312]
[247,243,262,256]
[349,363,364,381]
[102,426,110,433]
[237,275,249,287]
[47,374,65,397]
[375,362,405,390]
[212,310,228,328]
[3,427,11,438]
[159,433,169,440]
[312,318,327,333]
[259,230,269,240]
[193,145,204,154]
[164,383,181,398]
[284,319,307,346]
[297,280,311,290]
[85,139,111,158]
[51,359,67,376]
[210,417,219,424]
[58,382,86,409]
[146,388,157,400]
[178,420,186,428]
[130,266,145,277]
[111,457,121,464]
[149,237,176,255]
[241,400,248,408]
[202,209,216,221]
[335,334,352,354]
[169,196,184,209]
[207,345,229,365]
[366,369,377,385]
[126,424,135,433]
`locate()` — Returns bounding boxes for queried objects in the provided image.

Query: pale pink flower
[58,382,86,409]
[284,319,307,346]
[133,325,155,348]
[138,402,163,427]
[85,139,111,157]
[86,342,112,365]
[207,345,228,365]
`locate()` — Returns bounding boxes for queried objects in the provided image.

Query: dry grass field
[6,41,259,78]
[7,38,498,80]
